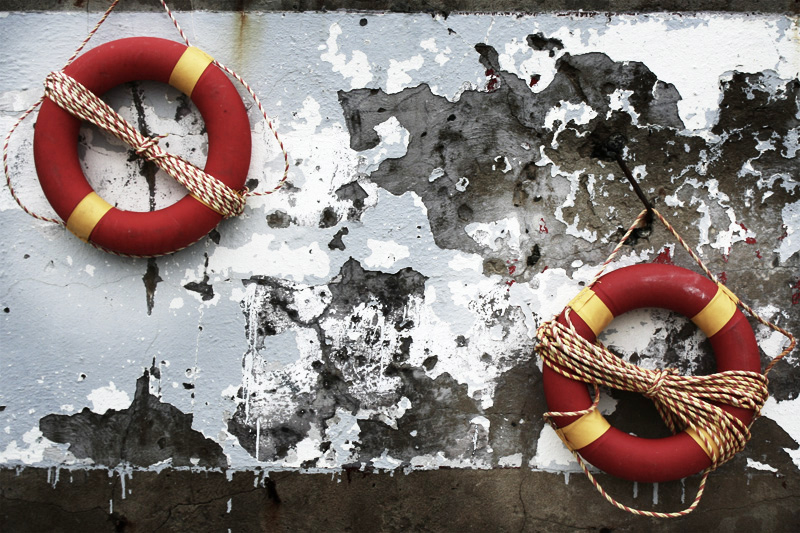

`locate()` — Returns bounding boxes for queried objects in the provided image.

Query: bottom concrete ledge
[1,466,798,532]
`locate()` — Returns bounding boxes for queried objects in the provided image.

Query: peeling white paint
[465,217,522,252]
[386,55,424,94]
[498,453,523,468]
[320,22,374,89]
[762,396,800,470]
[365,239,410,269]
[573,16,800,132]
[371,449,404,470]
[608,88,640,125]
[544,100,598,149]
[208,235,330,282]
[87,382,131,415]
[778,200,800,262]
[746,458,778,473]
[531,424,582,472]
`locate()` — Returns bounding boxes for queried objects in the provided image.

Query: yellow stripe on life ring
[555,409,612,451]
[568,287,614,336]
[169,46,214,97]
[66,192,113,242]
[685,426,721,461]
[691,284,739,338]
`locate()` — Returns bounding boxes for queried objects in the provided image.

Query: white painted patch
[208,235,330,282]
[372,449,404,471]
[428,167,445,182]
[0,428,74,465]
[761,396,800,470]
[320,22,373,89]
[600,309,660,357]
[471,415,490,431]
[498,453,523,468]
[319,408,360,468]
[448,253,483,273]
[492,155,512,173]
[386,55,424,94]
[746,458,778,473]
[778,199,800,262]
[783,127,800,159]
[169,298,184,310]
[420,38,437,52]
[419,37,451,66]
[544,100,598,149]
[531,424,582,472]
[497,37,560,95]
[221,384,239,398]
[608,89,640,125]
[361,117,410,174]
[284,427,324,468]
[464,217,522,252]
[87,382,131,415]
[364,239,410,269]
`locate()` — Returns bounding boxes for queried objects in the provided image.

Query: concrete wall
[1,6,799,531]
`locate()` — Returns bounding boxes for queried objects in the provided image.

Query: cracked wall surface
[1,8,799,531]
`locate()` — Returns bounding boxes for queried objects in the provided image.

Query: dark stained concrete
[2,462,799,532]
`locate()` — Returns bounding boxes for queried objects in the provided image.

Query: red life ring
[542,263,761,483]
[33,37,252,256]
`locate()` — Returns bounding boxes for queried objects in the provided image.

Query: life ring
[542,263,761,483]
[33,37,252,256]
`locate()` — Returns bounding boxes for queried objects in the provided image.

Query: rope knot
[134,134,168,161]
[643,367,676,399]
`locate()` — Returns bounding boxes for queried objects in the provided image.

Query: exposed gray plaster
[39,370,227,468]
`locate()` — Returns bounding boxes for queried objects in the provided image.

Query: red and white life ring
[542,263,761,483]
[33,37,251,256]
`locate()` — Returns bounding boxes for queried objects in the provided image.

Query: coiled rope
[3,0,290,255]
[535,208,795,518]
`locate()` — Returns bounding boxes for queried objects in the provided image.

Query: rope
[534,208,796,518]
[2,0,290,252]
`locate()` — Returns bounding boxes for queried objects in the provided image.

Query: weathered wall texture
[1,8,799,531]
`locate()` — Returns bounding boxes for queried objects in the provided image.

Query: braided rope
[3,0,291,254]
[535,208,796,518]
